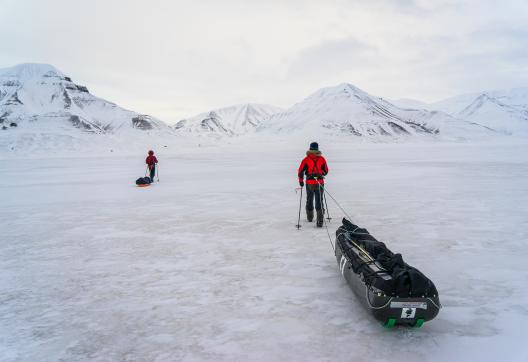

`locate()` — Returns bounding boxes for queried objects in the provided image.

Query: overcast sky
[1,0,527,122]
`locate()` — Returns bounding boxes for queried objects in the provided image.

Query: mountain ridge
[259,83,493,139]
[2,63,526,150]
[0,63,168,134]
[175,103,283,136]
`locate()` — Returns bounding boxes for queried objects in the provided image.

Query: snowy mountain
[1,63,520,153]
[390,98,429,110]
[431,88,528,114]
[0,63,169,134]
[174,103,282,136]
[456,94,528,134]
[429,88,528,135]
[259,83,491,139]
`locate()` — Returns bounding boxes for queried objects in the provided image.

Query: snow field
[1,141,527,361]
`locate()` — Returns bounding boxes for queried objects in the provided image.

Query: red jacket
[146,155,158,169]
[298,152,328,185]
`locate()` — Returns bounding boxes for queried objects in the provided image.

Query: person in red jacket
[297,142,329,227]
[145,150,158,182]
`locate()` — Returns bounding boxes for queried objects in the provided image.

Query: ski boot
[316,210,324,228]
[306,208,314,222]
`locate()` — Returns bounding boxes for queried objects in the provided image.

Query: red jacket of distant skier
[298,152,329,185]
[146,152,158,169]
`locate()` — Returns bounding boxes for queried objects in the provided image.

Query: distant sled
[136,176,152,187]
[335,218,440,328]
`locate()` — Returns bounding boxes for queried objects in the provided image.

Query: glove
[299,181,304,187]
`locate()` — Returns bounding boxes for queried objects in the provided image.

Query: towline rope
[297,179,358,254]
[317,183,335,252]
[318,185,354,222]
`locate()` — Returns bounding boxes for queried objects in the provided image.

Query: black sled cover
[335,218,440,327]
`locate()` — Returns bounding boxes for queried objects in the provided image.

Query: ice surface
[1,140,527,361]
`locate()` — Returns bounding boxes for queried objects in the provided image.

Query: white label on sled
[401,308,416,319]
[390,302,427,310]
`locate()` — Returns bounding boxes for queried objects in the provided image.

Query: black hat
[309,142,319,151]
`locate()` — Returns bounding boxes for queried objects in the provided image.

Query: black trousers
[149,165,156,180]
[306,184,324,211]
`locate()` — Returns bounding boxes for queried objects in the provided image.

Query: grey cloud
[348,0,435,15]
[286,37,380,81]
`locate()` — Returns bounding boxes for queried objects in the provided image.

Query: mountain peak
[312,83,368,97]
[259,82,494,138]
[336,82,364,93]
[0,63,65,81]
[298,83,377,109]
[459,92,522,119]
[0,63,168,134]
[175,103,282,135]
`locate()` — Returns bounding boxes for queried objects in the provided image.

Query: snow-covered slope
[390,98,429,110]
[174,103,282,136]
[431,88,528,114]
[259,83,491,139]
[430,88,528,135]
[456,94,528,134]
[0,63,168,134]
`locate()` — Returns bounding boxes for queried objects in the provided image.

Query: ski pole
[296,186,303,229]
[145,165,149,177]
[317,181,325,223]
[323,189,332,221]
[156,164,160,182]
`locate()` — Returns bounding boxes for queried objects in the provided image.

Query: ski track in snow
[1,142,528,362]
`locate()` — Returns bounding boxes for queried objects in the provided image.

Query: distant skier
[297,142,329,227]
[145,150,158,182]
